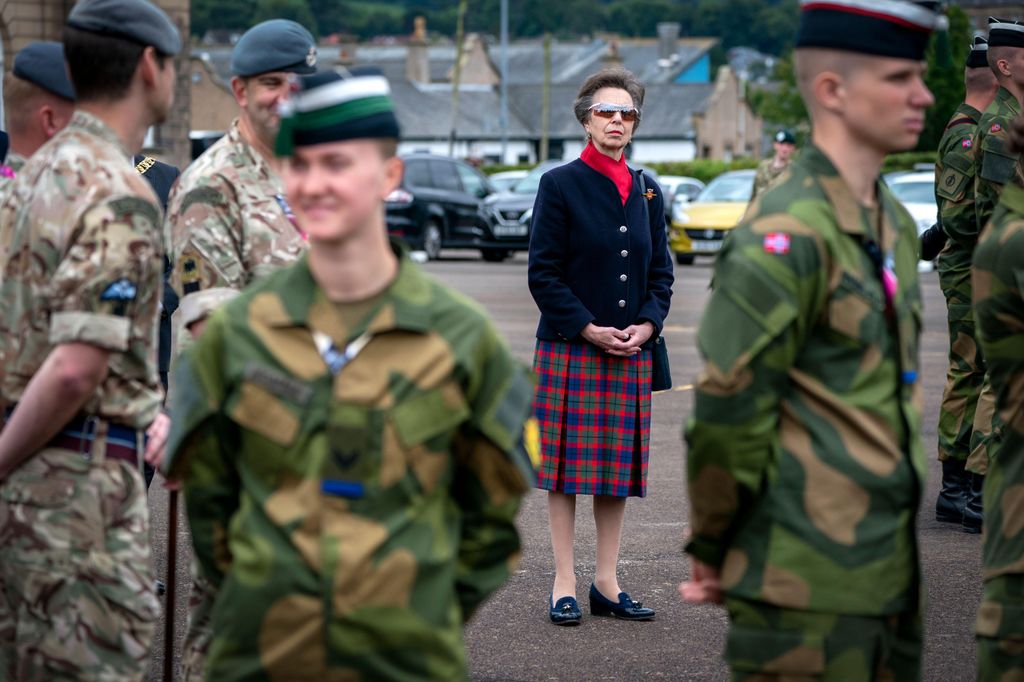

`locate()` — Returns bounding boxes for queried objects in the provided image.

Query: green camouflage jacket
[973,183,1024,640]
[685,144,924,615]
[166,118,306,329]
[164,247,536,681]
[974,87,1023,237]
[0,111,164,428]
[935,102,982,258]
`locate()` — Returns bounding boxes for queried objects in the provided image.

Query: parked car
[488,169,529,193]
[484,159,565,238]
[385,153,523,261]
[885,169,938,271]
[659,175,705,222]
[668,169,755,264]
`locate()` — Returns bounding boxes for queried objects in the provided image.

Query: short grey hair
[572,67,645,133]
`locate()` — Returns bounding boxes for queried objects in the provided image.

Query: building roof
[190,35,720,142]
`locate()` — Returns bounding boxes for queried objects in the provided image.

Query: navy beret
[13,42,75,101]
[797,0,946,61]
[67,0,182,56]
[231,20,317,77]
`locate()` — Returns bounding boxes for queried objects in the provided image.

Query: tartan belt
[5,407,142,466]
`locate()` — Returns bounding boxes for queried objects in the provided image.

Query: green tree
[918,5,971,152]
[191,0,255,36]
[252,0,319,37]
[747,55,808,135]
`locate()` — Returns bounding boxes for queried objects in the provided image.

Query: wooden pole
[448,0,469,156]
[162,489,179,682]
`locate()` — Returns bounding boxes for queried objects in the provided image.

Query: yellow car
[669,169,755,265]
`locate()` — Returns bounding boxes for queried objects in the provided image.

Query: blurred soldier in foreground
[161,18,315,681]
[0,41,75,199]
[973,114,1024,682]
[932,37,1000,532]
[163,68,536,680]
[750,128,797,200]
[681,0,938,678]
[963,16,1024,531]
[0,0,180,678]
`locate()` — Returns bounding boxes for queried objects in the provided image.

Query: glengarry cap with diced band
[796,0,947,61]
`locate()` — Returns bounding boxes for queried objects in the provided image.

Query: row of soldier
[0,0,1024,680]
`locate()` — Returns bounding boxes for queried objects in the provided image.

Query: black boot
[963,473,984,534]
[935,458,968,524]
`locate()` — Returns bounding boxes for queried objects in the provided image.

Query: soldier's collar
[267,243,432,334]
[802,144,894,240]
[67,110,131,161]
[996,86,1022,112]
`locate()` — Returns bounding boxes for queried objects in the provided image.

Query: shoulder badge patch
[100,278,138,302]
[763,232,791,255]
[991,124,1002,133]
[962,139,972,148]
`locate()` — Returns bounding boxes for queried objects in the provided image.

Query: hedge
[483,151,937,185]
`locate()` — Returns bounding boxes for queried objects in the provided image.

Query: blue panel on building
[675,54,710,84]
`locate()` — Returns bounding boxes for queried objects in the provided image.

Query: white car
[886,170,937,272]
[488,170,529,194]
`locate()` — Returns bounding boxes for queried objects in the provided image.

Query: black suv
[386,154,525,261]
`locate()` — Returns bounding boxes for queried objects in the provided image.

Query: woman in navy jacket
[528,67,673,626]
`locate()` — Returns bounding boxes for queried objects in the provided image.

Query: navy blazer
[528,159,673,344]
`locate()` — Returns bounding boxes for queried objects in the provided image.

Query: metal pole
[499,0,509,164]
[540,33,551,161]
[162,489,179,681]
[448,0,469,157]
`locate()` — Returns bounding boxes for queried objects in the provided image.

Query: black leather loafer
[589,583,655,621]
[549,595,582,625]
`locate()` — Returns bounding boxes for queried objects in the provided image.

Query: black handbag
[637,171,672,392]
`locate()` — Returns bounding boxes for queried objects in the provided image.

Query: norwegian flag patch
[763,232,791,255]
[962,139,972,148]
[991,124,1002,133]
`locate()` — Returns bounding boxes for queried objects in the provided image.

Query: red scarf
[580,142,632,205]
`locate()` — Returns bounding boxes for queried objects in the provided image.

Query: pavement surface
[146,252,981,681]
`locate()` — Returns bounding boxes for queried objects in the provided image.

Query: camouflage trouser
[181,556,216,682]
[724,598,922,681]
[0,447,160,681]
[937,252,996,474]
[977,576,1024,681]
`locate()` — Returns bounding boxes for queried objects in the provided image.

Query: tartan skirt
[532,339,652,497]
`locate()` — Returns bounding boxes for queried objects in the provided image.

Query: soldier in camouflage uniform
[964,16,1024,530]
[0,42,75,201]
[680,1,939,678]
[164,68,536,681]
[933,37,1000,532]
[0,1,180,679]
[750,129,796,200]
[974,115,1024,682]
[161,19,317,681]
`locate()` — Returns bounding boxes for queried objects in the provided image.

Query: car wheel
[481,249,510,262]
[675,253,695,265]
[423,221,442,260]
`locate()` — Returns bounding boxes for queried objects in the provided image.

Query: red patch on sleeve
[763,232,791,255]
[962,139,972,148]
[991,124,1002,133]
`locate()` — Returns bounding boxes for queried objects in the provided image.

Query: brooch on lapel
[642,189,656,200]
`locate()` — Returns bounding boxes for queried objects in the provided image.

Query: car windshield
[889,180,935,205]
[697,173,753,202]
[511,162,561,194]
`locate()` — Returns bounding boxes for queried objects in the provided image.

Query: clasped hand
[582,321,654,356]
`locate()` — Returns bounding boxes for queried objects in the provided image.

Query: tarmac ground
[147,252,980,681]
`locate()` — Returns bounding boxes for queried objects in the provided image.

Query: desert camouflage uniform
[0,110,163,680]
[166,118,306,331]
[969,86,1024,468]
[165,117,307,680]
[750,157,789,200]
[0,152,26,199]
[934,103,993,471]
[973,183,1024,681]
[686,144,924,678]
[164,246,536,681]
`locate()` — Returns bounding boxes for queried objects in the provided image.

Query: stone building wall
[1,0,192,168]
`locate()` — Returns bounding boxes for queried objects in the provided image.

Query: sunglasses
[589,103,640,122]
